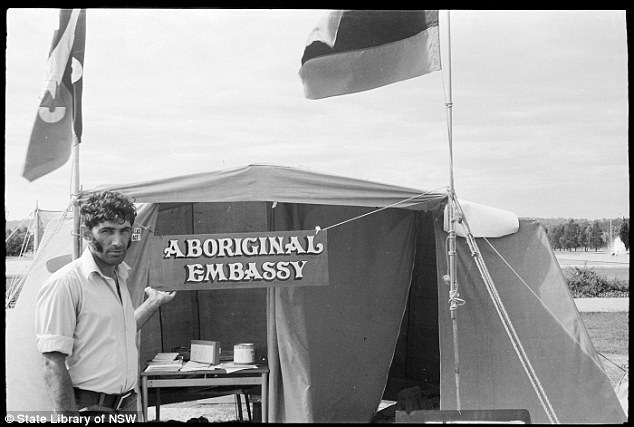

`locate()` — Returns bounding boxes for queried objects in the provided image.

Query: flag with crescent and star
[23,8,85,182]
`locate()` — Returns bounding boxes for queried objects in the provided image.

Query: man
[35,191,176,419]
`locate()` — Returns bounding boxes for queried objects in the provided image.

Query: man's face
[87,220,133,267]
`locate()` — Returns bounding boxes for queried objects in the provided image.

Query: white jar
[233,343,255,364]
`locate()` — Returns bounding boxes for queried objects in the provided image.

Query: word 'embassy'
[162,234,325,284]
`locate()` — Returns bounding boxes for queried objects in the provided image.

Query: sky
[4,9,629,221]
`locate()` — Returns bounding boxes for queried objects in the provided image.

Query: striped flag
[299,10,440,99]
[23,9,86,182]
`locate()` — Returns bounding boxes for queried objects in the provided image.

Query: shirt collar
[79,247,131,282]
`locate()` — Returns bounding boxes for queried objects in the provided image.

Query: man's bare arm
[42,351,77,414]
[135,287,176,331]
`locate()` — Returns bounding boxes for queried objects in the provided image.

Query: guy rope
[451,197,560,423]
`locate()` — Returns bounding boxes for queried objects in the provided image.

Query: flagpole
[444,9,462,411]
[72,135,81,259]
[71,8,85,260]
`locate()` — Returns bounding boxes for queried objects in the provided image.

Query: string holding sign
[315,186,448,235]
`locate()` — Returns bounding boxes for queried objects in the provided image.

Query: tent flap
[269,203,417,422]
[435,219,626,423]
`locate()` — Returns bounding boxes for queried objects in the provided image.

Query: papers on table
[144,361,183,372]
[153,352,180,361]
[144,352,183,372]
[219,362,259,373]
[145,352,259,373]
[180,360,221,372]
[179,360,259,373]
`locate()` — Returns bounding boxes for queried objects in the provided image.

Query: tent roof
[89,163,448,211]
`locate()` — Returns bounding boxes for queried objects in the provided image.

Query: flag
[23,9,86,182]
[299,10,440,99]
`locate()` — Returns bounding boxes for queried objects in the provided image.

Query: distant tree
[581,225,592,251]
[5,227,34,256]
[619,220,630,251]
[539,217,613,251]
[549,224,564,250]
[563,219,580,251]
[575,226,588,251]
[588,221,605,251]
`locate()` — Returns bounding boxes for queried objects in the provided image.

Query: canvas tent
[6,164,626,423]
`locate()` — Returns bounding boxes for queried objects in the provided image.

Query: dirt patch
[147,395,249,422]
[147,402,239,422]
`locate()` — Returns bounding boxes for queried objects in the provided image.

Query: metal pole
[444,9,461,410]
[446,11,455,194]
[448,201,461,410]
[608,218,614,253]
[72,136,82,259]
[34,200,40,254]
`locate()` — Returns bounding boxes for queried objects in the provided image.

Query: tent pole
[444,9,462,410]
[448,197,461,411]
[34,200,40,254]
[72,135,82,260]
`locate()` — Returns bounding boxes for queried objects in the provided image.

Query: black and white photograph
[5,9,628,423]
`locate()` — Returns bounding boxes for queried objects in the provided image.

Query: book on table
[144,352,259,373]
[180,360,222,372]
[144,352,183,372]
[180,360,259,373]
[152,352,180,361]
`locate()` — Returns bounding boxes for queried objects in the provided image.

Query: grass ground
[581,312,629,355]
[580,311,629,390]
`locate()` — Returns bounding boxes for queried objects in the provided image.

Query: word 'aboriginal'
[162,235,325,284]
[163,235,324,258]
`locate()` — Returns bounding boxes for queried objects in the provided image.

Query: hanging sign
[150,230,328,290]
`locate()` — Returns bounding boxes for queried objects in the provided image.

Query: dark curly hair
[80,191,137,230]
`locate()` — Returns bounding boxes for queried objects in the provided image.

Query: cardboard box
[190,340,221,364]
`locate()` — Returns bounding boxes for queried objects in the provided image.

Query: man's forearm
[135,298,161,331]
[42,352,76,413]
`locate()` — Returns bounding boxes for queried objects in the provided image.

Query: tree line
[533,218,630,252]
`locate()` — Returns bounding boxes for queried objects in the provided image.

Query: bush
[565,267,629,298]
[5,227,33,256]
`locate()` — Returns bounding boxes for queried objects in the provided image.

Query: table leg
[141,377,148,422]
[245,393,252,421]
[236,393,243,421]
[156,388,161,421]
[262,373,268,423]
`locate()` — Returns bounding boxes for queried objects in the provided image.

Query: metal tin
[233,343,255,364]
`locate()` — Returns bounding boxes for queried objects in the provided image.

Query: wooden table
[141,365,269,422]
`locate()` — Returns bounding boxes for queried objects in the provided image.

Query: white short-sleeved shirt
[35,248,138,394]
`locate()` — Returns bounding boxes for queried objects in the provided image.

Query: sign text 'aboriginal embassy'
[150,230,329,290]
